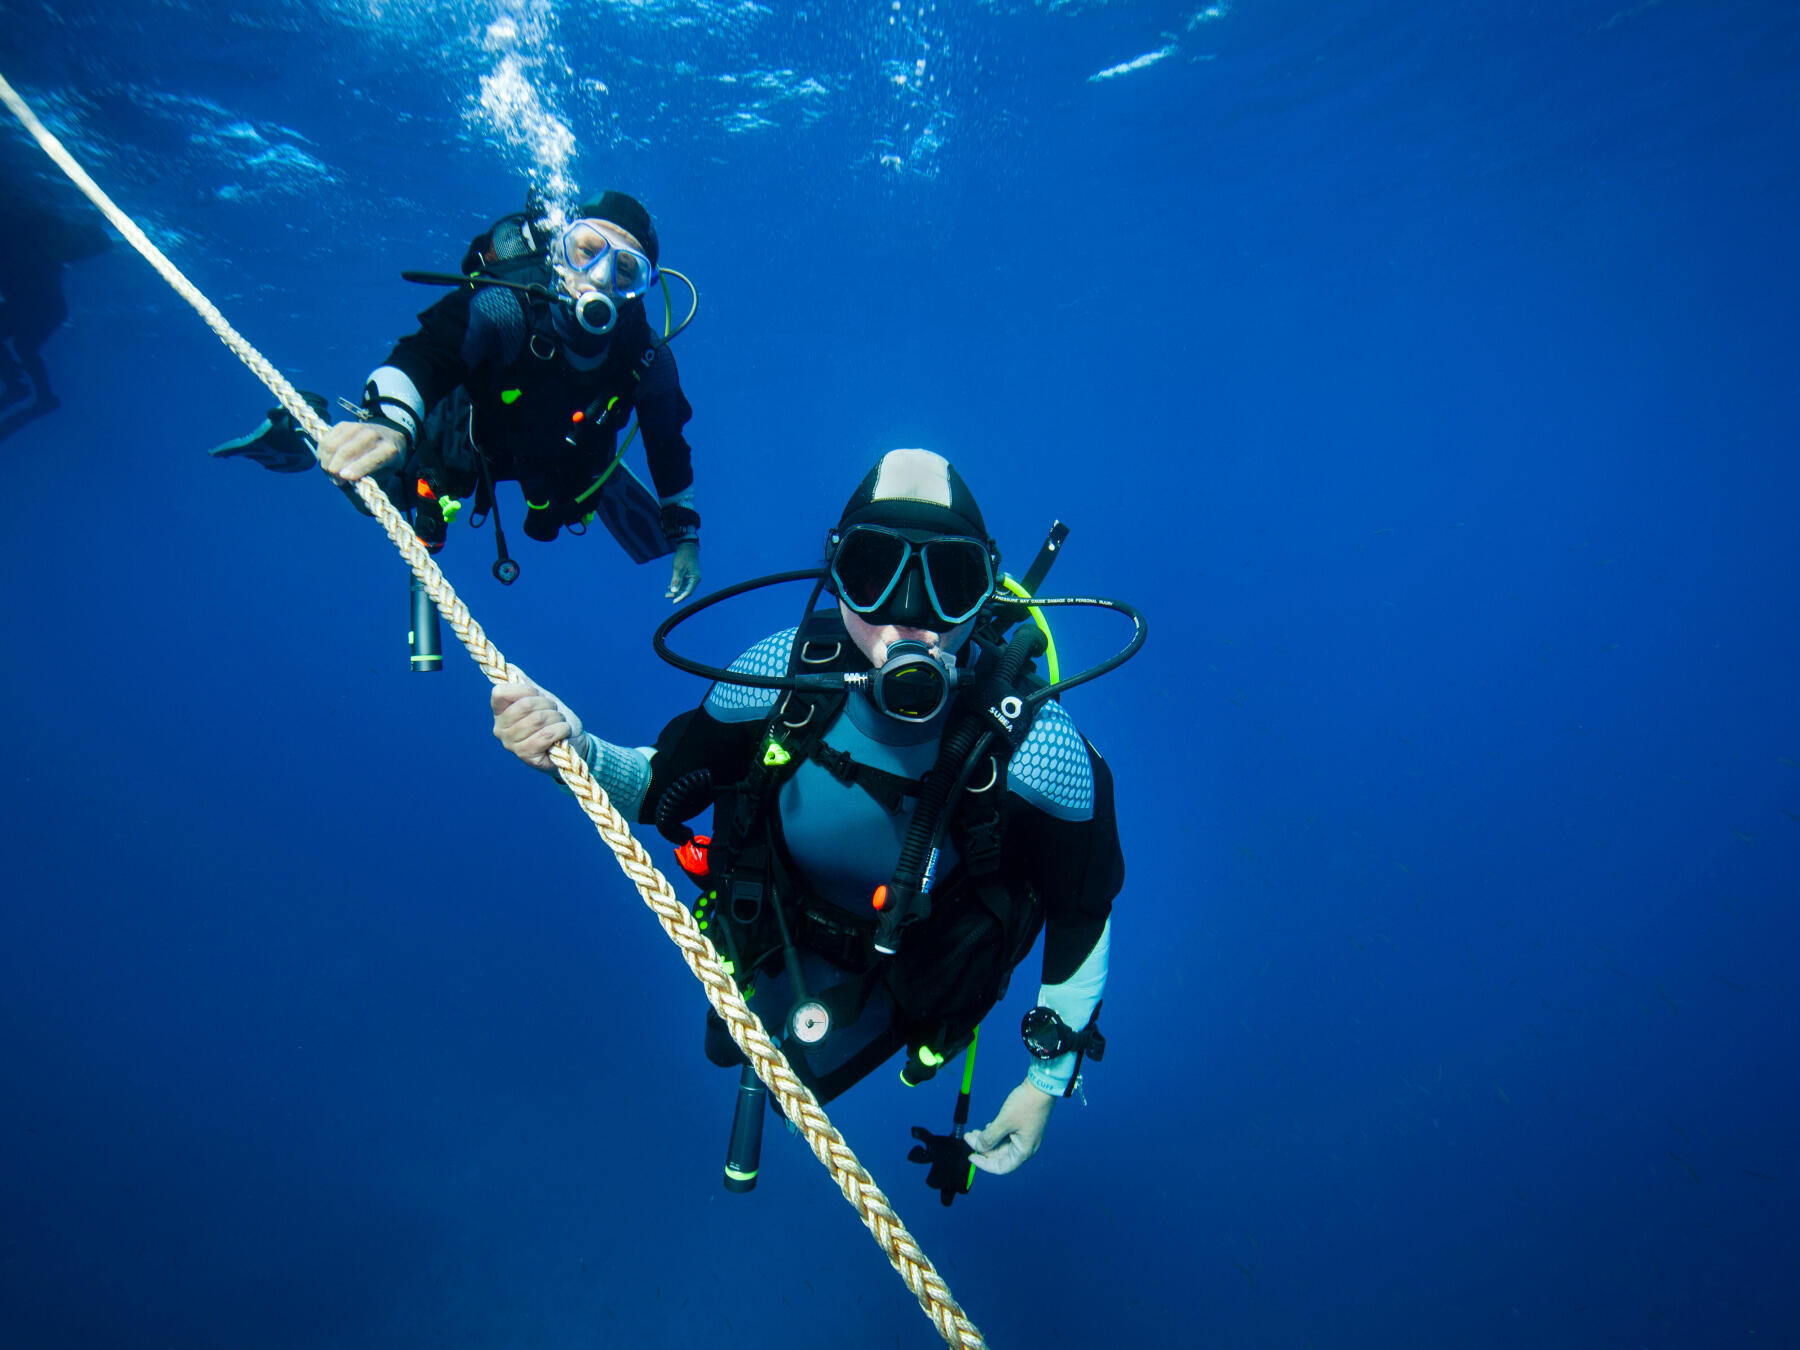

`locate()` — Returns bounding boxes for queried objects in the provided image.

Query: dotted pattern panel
[472,286,525,364]
[703,627,796,721]
[1006,700,1094,821]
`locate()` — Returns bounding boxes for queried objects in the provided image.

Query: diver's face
[552,220,649,301]
[840,601,974,668]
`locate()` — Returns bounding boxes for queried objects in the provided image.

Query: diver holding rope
[209,190,705,617]
[493,449,1142,1200]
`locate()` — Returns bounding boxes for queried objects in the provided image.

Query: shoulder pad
[1005,700,1094,821]
[703,627,797,722]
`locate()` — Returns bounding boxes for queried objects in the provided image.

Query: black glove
[908,1126,975,1207]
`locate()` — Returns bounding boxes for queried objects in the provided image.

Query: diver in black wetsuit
[211,190,704,601]
[0,201,110,445]
[492,449,1137,1198]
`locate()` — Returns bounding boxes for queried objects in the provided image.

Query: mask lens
[833,527,910,611]
[560,222,610,272]
[611,248,651,297]
[920,538,994,623]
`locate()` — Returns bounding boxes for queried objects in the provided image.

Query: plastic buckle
[961,816,1004,874]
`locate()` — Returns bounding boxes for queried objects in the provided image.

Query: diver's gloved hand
[964,1080,1056,1176]
[318,420,406,486]
[908,1126,975,1207]
[492,673,589,775]
[667,540,701,603]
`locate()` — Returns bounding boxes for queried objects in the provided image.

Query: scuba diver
[0,198,111,446]
[211,190,704,602]
[492,449,1140,1201]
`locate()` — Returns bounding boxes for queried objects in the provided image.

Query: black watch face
[1021,1007,1065,1059]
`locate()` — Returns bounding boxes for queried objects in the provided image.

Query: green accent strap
[724,1165,758,1182]
[525,497,549,510]
[960,1025,980,1095]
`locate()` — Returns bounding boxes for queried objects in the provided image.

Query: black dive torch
[723,1063,766,1193]
[410,575,443,673]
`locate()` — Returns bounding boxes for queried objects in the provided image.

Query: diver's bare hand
[318,420,406,485]
[667,539,701,603]
[965,1080,1056,1175]
[492,677,588,774]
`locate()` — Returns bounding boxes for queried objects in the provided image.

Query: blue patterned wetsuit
[579,625,1122,1098]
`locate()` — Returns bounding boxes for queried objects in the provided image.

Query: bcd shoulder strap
[711,612,858,925]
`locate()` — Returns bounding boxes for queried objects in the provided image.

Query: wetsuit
[362,273,700,549]
[577,622,1123,1101]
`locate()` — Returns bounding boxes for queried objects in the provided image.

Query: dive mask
[553,219,656,335]
[829,524,997,629]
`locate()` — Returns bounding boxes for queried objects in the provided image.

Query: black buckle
[960,814,1004,875]
[730,846,768,924]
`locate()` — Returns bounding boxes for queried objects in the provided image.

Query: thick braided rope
[1,71,986,1350]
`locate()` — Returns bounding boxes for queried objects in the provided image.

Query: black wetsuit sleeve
[381,288,478,413]
[1005,742,1124,985]
[639,706,761,825]
[633,343,700,538]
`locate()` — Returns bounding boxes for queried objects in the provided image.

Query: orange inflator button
[676,835,711,880]
[871,884,888,912]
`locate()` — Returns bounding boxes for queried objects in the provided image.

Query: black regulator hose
[400,269,561,304]
[652,769,716,845]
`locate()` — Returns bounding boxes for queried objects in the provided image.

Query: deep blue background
[3,1,1797,1346]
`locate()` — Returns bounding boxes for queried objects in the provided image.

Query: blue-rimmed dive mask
[552,219,657,335]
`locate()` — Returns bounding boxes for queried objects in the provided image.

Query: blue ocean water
[2,1,1797,1346]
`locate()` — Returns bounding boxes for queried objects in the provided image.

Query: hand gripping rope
[0,72,987,1350]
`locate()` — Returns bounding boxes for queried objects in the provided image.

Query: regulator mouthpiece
[572,290,619,336]
[866,640,956,723]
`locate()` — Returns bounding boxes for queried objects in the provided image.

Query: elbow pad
[360,366,424,454]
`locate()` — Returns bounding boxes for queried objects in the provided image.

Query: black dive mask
[829,524,997,629]
[865,640,958,723]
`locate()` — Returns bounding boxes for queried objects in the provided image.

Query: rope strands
[0,71,987,1350]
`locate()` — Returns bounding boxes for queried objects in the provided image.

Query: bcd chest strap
[810,740,920,816]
